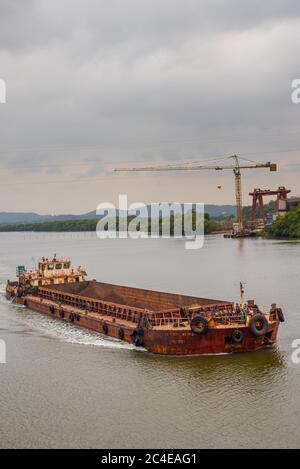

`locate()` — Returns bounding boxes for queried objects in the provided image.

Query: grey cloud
[0,0,300,212]
[1,1,300,54]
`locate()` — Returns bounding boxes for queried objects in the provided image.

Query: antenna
[240,281,245,305]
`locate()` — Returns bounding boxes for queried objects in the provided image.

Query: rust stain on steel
[6,280,281,355]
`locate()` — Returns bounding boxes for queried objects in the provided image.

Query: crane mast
[115,155,277,234]
[233,155,243,232]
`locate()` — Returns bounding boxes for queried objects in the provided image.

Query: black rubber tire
[249,314,268,337]
[118,328,124,340]
[134,335,144,347]
[276,308,285,323]
[132,327,144,338]
[190,316,209,335]
[102,323,108,335]
[232,329,244,343]
[131,328,144,346]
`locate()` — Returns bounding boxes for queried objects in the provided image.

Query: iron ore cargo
[6,256,284,355]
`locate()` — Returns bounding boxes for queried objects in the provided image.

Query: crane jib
[114,156,278,234]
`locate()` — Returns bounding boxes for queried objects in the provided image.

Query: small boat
[6,255,284,355]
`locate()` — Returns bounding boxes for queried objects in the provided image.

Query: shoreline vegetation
[0,213,221,235]
[264,206,300,239]
[0,206,299,239]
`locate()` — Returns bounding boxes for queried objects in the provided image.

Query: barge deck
[5,256,284,355]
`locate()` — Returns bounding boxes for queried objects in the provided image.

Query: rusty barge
[6,256,284,355]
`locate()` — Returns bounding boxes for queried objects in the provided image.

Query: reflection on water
[0,232,299,448]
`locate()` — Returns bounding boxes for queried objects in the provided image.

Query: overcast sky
[0,0,300,213]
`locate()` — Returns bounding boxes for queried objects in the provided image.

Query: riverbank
[0,214,220,235]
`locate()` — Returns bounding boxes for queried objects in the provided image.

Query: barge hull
[10,293,279,355]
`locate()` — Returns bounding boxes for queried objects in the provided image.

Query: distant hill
[203,205,236,217]
[0,204,236,226]
[0,212,78,224]
[0,211,103,225]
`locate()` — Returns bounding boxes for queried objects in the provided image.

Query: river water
[0,232,299,448]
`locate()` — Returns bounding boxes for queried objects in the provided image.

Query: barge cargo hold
[6,256,284,355]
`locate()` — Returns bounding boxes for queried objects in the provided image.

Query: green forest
[0,213,218,235]
[265,206,300,239]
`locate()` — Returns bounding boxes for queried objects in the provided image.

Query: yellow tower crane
[115,155,277,233]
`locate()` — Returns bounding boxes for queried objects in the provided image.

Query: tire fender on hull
[249,314,268,337]
[131,327,144,346]
[190,316,209,335]
[232,329,244,343]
